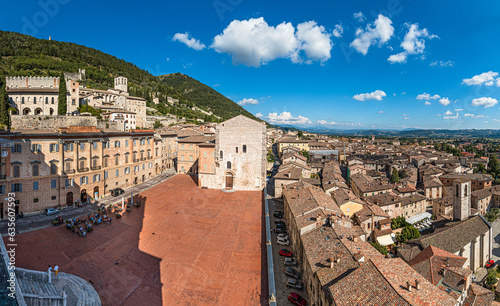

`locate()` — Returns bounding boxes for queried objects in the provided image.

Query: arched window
[464,185,468,196]
[21,97,25,104]
[227,161,231,169]
[33,97,37,104]
[243,145,247,153]
[51,97,54,104]
[220,150,223,159]
[45,97,48,104]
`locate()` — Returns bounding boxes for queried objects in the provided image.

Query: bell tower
[453,179,470,221]
[114,76,128,92]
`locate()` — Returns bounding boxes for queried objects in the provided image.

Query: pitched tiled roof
[408,245,467,286]
[410,215,490,254]
[463,283,495,306]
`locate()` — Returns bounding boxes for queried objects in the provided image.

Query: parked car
[45,208,59,216]
[288,292,307,306]
[276,227,287,234]
[286,278,303,290]
[279,249,292,257]
[277,238,290,246]
[277,233,288,240]
[284,267,301,279]
[284,258,297,266]
[110,188,125,197]
[486,259,495,268]
[274,219,285,225]
[276,223,286,229]
[274,211,284,218]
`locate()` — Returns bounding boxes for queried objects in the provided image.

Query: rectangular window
[50,143,59,152]
[33,181,39,191]
[103,157,108,168]
[125,155,129,164]
[93,174,100,182]
[79,160,85,169]
[148,139,150,144]
[116,169,119,177]
[204,164,207,171]
[32,164,39,177]
[142,164,145,170]
[115,141,120,148]
[125,167,130,174]
[133,139,137,146]
[93,142,98,149]
[11,183,22,192]
[181,155,184,161]
[125,140,129,147]
[80,143,85,151]
[243,145,247,153]
[51,180,57,188]
[0,185,4,194]
[12,144,22,153]
[31,144,41,152]
[51,196,57,200]
[104,171,108,179]
[115,156,119,165]
[33,198,39,203]
[13,165,20,178]
[236,147,238,153]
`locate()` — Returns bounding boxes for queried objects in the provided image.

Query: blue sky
[1,0,500,129]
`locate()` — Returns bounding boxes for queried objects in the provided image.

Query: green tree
[391,216,407,230]
[58,74,67,115]
[489,155,500,177]
[300,150,310,161]
[370,241,388,255]
[477,163,487,174]
[297,130,303,139]
[486,269,498,287]
[398,169,407,179]
[0,78,10,128]
[153,120,163,129]
[397,225,420,243]
[391,168,400,183]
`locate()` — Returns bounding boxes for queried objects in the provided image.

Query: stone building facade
[198,115,266,191]
[0,126,168,217]
[6,76,60,115]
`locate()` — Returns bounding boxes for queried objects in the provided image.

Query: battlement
[6,76,59,89]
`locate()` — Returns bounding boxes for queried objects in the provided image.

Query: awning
[406,212,432,225]
[377,234,396,246]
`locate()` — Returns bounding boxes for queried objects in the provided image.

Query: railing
[140,158,146,161]
[77,167,89,172]
[63,169,75,174]
[91,166,101,170]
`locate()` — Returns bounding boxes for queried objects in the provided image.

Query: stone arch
[23,107,31,115]
[34,107,43,115]
[50,108,54,115]
[225,171,234,189]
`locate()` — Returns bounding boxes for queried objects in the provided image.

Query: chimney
[371,213,375,231]
[329,258,334,269]
[407,281,412,292]
[415,280,421,290]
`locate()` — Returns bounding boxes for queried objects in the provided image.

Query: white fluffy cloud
[211,17,332,67]
[295,21,333,63]
[351,15,394,55]
[237,98,259,106]
[317,120,337,125]
[403,116,410,120]
[454,108,464,112]
[388,52,407,63]
[416,93,441,100]
[388,23,437,64]
[462,71,499,86]
[264,111,312,125]
[353,12,366,22]
[439,97,451,106]
[332,24,343,38]
[443,111,459,120]
[353,90,387,101]
[172,33,206,50]
[471,97,498,108]
[464,113,487,119]
[424,101,431,105]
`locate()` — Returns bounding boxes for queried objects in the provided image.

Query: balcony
[133,159,140,163]
[140,158,146,161]
[91,166,101,171]
[63,169,75,174]
[78,167,89,173]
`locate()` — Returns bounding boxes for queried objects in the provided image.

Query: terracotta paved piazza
[9,175,267,305]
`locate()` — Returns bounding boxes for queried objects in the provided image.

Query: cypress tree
[0,78,10,128]
[58,74,67,115]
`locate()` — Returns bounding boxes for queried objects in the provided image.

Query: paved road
[0,169,176,235]
[490,217,500,264]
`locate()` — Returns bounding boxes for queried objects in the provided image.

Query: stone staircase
[16,268,64,306]
[52,272,101,306]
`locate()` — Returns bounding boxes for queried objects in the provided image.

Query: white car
[284,258,297,266]
[278,233,288,240]
[277,238,290,246]
[45,208,59,216]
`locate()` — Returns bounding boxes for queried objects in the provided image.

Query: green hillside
[0,30,257,122]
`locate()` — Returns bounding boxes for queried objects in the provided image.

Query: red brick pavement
[8,175,267,305]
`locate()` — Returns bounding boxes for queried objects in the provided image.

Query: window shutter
[56,144,59,152]
[19,184,22,192]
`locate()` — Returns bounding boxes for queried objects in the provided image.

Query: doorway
[225,172,234,189]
